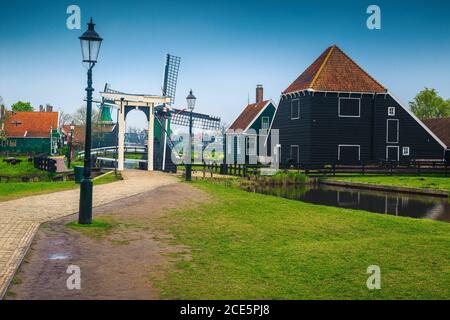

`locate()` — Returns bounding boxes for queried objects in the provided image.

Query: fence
[178,159,450,178]
[33,156,56,173]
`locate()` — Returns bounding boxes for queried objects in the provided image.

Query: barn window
[338,145,360,163]
[261,116,270,129]
[291,99,300,119]
[290,145,299,164]
[338,98,360,117]
[388,107,396,116]
[402,146,410,156]
[246,136,256,156]
[9,140,17,147]
[387,119,399,143]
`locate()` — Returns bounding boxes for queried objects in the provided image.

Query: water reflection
[243,184,450,222]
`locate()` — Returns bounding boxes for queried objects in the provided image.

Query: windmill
[155,54,221,171]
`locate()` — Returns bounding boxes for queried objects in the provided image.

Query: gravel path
[0,170,178,298]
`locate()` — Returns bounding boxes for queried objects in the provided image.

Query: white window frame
[386,146,400,161]
[402,146,410,156]
[338,97,361,118]
[338,144,361,161]
[246,135,257,156]
[291,99,300,120]
[388,107,396,116]
[386,119,399,143]
[290,145,299,163]
[261,116,270,130]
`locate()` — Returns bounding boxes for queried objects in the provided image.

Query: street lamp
[185,89,196,181]
[78,18,103,224]
[67,121,75,169]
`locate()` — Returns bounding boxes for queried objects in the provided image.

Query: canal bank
[321,179,449,198]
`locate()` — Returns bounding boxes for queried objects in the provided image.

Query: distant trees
[71,105,99,125]
[409,88,450,119]
[0,96,6,142]
[11,101,33,112]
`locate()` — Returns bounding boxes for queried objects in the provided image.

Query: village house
[269,45,448,166]
[227,85,276,164]
[423,117,450,161]
[1,106,60,154]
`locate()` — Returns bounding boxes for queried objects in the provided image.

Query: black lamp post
[185,89,196,181]
[67,121,75,169]
[78,18,103,224]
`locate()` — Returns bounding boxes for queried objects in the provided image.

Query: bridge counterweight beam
[118,101,125,171]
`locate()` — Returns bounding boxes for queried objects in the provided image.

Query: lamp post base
[186,164,192,181]
[79,178,93,224]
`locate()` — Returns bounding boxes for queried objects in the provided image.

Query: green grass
[155,181,450,299]
[94,172,123,185]
[0,181,76,202]
[0,156,50,181]
[327,175,450,193]
[0,171,122,202]
[125,154,144,160]
[66,218,114,240]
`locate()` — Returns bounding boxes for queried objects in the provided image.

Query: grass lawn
[155,181,450,299]
[0,156,50,181]
[0,172,122,202]
[326,175,450,193]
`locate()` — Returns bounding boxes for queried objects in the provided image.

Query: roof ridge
[331,46,386,92]
[309,45,335,89]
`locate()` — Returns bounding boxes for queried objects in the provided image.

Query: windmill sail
[162,54,181,105]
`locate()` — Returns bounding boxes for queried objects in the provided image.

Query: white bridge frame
[99,91,171,171]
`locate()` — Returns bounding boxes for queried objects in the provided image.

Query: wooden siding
[271,91,445,165]
[271,94,311,164]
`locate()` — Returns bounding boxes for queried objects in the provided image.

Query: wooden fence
[178,159,450,177]
[33,156,56,173]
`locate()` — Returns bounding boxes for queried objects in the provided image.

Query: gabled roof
[228,100,273,131]
[422,117,450,147]
[283,45,387,94]
[4,111,58,138]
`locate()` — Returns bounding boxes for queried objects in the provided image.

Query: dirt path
[0,170,179,299]
[6,182,209,299]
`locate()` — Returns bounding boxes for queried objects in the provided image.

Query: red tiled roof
[4,111,58,138]
[422,117,450,147]
[228,100,270,131]
[283,45,387,94]
[63,124,86,145]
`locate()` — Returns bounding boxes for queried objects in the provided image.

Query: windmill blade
[162,54,181,105]
[170,108,221,131]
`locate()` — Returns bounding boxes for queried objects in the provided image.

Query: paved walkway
[0,170,178,299]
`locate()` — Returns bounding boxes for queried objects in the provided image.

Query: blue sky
[1,0,450,128]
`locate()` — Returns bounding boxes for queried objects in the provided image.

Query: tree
[58,110,72,128]
[409,88,450,119]
[11,101,33,112]
[0,97,8,142]
[71,105,99,125]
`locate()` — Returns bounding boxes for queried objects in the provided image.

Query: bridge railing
[77,145,146,159]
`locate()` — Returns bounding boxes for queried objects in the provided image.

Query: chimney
[46,104,53,112]
[256,84,263,103]
[39,105,44,112]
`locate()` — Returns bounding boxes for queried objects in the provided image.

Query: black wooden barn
[269,45,448,166]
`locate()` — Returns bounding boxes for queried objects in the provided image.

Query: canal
[242,183,450,222]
